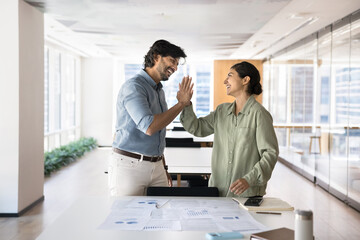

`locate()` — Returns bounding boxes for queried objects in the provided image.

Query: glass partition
[348,17,360,207]
[271,60,288,124]
[330,19,351,200]
[262,61,270,110]
[263,10,360,210]
[316,26,332,189]
[303,38,318,179]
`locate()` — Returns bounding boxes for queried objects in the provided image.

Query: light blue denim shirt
[112,69,168,156]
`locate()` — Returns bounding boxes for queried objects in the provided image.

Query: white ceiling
[25,0,360,62]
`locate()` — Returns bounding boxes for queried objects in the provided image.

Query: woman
[180,61,278,197]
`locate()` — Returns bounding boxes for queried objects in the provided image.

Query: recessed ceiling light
[289,14,305,20]
[251,41,262,48]
[289,12,313,20]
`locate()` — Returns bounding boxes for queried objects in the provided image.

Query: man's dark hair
[144,40,187,68]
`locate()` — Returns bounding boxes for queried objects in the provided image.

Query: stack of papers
[99,197,267,233]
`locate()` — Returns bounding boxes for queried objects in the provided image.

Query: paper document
[98,211,149,230]
[126,197,169,209]
[151,208,181,220]
[143,219,181,231]
[212,214,267,233]
[169,199,203,208]
[180,218,218,231]
[169,198,236,209]
[99,197,268,232]
[181,207,212,218]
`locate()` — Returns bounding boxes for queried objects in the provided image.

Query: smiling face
[224,68,247,97]
[156,56,179,81]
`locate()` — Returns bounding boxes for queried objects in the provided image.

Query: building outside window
[290,66,314,124]
[194,64,211,117]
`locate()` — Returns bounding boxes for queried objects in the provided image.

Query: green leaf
[44,137,98,176]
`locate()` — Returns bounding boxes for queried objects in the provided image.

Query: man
[109,39,193,196]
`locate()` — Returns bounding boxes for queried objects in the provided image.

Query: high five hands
[177,76,194,106]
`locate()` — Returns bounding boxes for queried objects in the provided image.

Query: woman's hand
[229,178,249,195]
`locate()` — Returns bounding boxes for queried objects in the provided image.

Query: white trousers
[108,151,168,196]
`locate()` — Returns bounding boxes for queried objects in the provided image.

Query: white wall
[0,0,44,214]
[0,0,20,214]
[18,0,44,212]
[81,58,114,146]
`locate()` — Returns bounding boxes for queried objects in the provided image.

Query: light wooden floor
[1,147,360,240]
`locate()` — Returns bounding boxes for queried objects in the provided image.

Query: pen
[256,211,281,215]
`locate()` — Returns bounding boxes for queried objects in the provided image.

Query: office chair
[146,186,219,197]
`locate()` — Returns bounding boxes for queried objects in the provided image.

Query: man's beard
[157,60,170,81]
[159,71,169,81]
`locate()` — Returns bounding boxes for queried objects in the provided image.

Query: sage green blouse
[180,95,279,197]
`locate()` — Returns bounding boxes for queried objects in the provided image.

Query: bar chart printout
[99,198,267,233]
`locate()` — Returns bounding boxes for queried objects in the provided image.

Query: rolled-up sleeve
[243,110,279,186]
[180,104,215,137]
[123,83,154,133]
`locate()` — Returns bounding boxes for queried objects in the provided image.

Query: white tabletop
[36,196,294,240]
[166,130,214,143]
[164,147,212,174]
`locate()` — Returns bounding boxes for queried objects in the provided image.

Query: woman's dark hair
[231,61,262,95]
[144,39,187,68]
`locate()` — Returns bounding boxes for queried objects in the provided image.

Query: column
[0,0,44,215]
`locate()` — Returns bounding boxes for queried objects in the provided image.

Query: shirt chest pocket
[235,127,256,148]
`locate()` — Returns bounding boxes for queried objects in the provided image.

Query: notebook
[232,197,294,211]
[250,227,294,240]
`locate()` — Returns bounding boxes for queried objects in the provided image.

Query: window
[124,64,142,81]
[54,51,61,130]
[290,66,314,123]
[123,63,213,118]
[44,48,49,133]
[163,65,188,116]
[44,45,80,151]
[194,64,211,117]
[320,115,329,122]
[320,76,330,105]
[262,61,287,123]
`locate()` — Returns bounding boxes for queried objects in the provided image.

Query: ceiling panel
[25,0,291,60]
[24,0,360,61]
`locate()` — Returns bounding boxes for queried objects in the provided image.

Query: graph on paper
[143,220,181,231]
[183,208,210,218]
[100,198,267,233]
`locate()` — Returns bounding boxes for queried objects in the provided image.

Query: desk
[36,196,294,240]
[164,147,212,186]
[166,130,214,144]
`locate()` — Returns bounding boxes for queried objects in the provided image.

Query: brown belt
[112,148,163,162]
